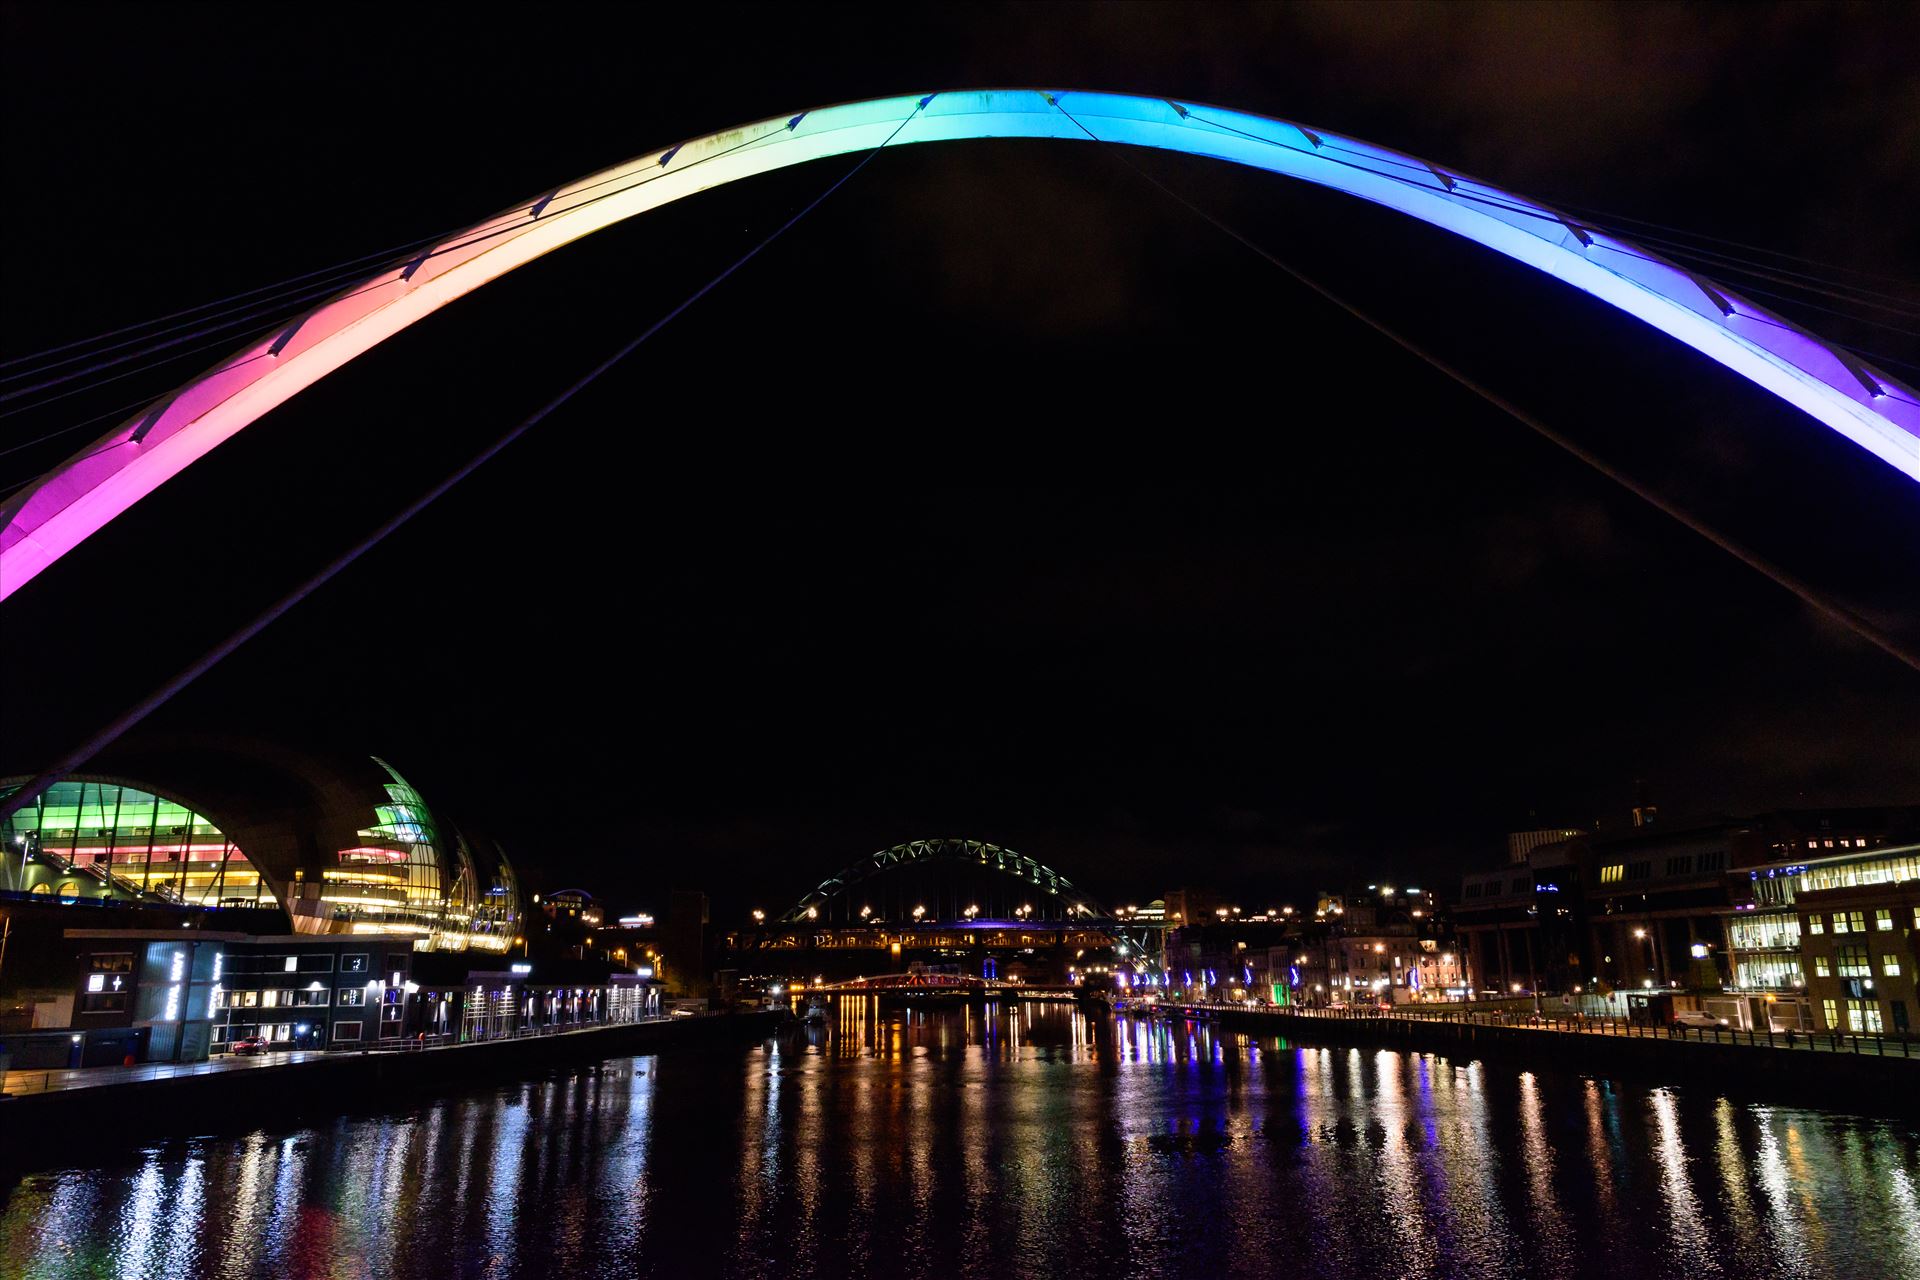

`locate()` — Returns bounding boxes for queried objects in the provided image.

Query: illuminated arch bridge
[3,89,1916,599]
[780,838,1112,929]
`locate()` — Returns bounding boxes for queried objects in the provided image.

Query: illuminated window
[1814,956,1831,978]
[1846,911,1866,933]
[1601,865,1624,884]
[1885,955,1902,977]
[1836,945,1871,978]
[1809,916,1825,935]
[338,988,365,1006]
[1845,1000,1883,1034]
[1875,909,1893,931]
[1821,998,1838,1028]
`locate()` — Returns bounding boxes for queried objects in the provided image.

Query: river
[3,1000,1917,1278]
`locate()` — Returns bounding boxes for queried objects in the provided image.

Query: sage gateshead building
[1,741,520,953]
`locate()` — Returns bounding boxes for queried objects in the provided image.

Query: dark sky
[3,3,1917,919]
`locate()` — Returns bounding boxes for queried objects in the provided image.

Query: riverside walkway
[1,1015,700,1099]
[1142,1001,1920,1062]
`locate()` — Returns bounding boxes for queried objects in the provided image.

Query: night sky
[3,3,1917,919]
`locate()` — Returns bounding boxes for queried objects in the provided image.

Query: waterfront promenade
[1,1017,667,1098]
[0,1010,783,1162]
[1147,1000,1920,1059]
[1139,999,1920,1113]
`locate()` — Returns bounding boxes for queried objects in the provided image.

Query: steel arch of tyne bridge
[4,89,1916,600]
[780,838,1109,925]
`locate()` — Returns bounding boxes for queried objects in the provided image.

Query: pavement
[3,1048,336,1096]
[2,1016,683,1097]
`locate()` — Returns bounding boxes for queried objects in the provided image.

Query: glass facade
[308,759,516,952]
[0,777,267,907]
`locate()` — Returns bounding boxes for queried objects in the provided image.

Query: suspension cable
[1047,96,1920,680]
[0,96,935,824]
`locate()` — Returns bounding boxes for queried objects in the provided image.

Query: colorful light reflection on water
[3,1002,1917,1278]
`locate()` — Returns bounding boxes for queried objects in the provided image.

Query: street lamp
[752,909,765,923]
[1631,926,1655,983]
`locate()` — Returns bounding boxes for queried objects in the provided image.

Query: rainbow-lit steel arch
[4,89,1915,600]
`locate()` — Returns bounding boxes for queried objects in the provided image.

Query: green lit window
[1885,955,1902,977]
[1831,913,1850,934]
[1809,915,1825,935]
[1846,911,1867,933]
[1813,956,1831,978]
[1875,909,1893,931]
[1836,945,1871,978]
[1821,998,1838,1028]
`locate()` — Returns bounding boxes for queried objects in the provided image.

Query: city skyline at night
[2,7,1917,1277]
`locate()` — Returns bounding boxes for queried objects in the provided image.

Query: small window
[340,954,369,974]
[337,988,365,1006]
[1885,955,1902,977]
[1814,956,1831,978]
[89,953,134,974]
[1875,909,1893,932]
[1821,998,1838,1028]
[1846,911,1866,934]
[1837,945,1871,978]
[1809,916,1825,935]
[333,1021,362,1042]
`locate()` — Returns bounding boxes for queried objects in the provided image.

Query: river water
[2,1001,1917,1279]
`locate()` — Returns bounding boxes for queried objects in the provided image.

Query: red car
[229,1036,271,1056]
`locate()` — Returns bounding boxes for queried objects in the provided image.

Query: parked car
[229,1036,271,1056]
[1672,1010,1728,1030]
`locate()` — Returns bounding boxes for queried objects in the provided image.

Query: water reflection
[3,1002,1918,1279]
